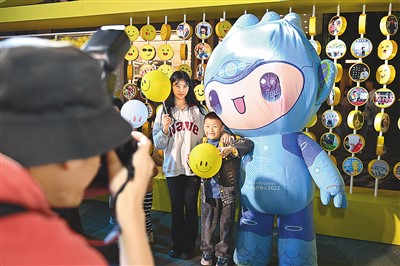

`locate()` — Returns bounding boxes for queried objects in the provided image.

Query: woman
[153,71,207,260]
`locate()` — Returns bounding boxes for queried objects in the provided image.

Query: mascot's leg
[234,207,274,265]
[277,202,317,266]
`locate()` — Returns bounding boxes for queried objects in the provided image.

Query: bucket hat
[0,37,132,167]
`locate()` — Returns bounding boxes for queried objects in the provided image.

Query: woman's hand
[220,132,233,146]
[162,114,172,134]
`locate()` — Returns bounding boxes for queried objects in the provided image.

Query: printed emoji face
[160,24,172,41]
[189,143,222,178]
[158,64,174,78]
[158,44,174,61]
[140,24,157,41]
[124,25,139,41]
[140,44,156,61]
[194,84,205,102]
[177,64,192,78]
[377,40,397,60]
[376,64,395,85]
[124,45,139,61]
[215,20,232,38]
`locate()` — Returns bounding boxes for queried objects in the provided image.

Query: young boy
[198,112,254,266]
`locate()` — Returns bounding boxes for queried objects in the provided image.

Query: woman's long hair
[164,71,207,120]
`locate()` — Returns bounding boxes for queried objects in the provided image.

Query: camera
[83,26,137,190]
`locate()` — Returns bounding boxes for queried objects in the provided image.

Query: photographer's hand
[107,131,155,266]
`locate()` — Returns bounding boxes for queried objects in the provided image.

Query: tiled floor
[79,199,400,266]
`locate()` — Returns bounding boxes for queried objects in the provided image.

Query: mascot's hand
[320,185,348,208]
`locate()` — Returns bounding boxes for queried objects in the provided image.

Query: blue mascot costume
[204,12,348,266]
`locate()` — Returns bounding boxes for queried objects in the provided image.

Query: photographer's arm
[107,131,155,266]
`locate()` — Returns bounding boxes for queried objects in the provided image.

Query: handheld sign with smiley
[189,143,222,178]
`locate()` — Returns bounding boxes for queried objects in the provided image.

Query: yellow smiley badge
[158,44,174,61]
[124,45,139,61]
[194,84,205,102]
[124,25,139,41]
[215,20,232,39]
[140,24,157,41]
[158,64,174,78]
[140,44,156,61]
[160,24,172,41]
[376,64,396,85]
[377,39,398,60]
[177,64,192,78]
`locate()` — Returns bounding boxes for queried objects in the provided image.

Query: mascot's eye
[260,72,281,102]
[209,90,222,115]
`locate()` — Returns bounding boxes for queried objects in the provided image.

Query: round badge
[373,88,396,109]
[176,22,193,40]
[326,86,341,106]
[326,39,346,59]
[320,132,341,152]
[180,43,188,60]
[379,15,398,36]
[124,45,139,61]
[343,134,365,154]
[335,63,343,83]
[376,135,385,156]
[195,21,213,40]
[140,24,157,41]
[350,37,373,58]
[347,110,364,130]
[374,112,390,133]
[160,24,172,41]
[194,84,205,102]
[124,25,139,42]
[368,159,390,179]
[158,44,174,61]
[145,102,155,119]
[140,44,156,61]
[342,156,363,176]
[347,86,368,107]
[126,64,133,81]
[158,64,174,78]
[177,64,192,78]
[376,64,396,85]
[196,63,207,81]
[215,20,232,39]
[393,162,400,179]
[309,16,317,36]
[322,110,342,129]
[358,14,367,34]
[309,39,322,55]
[377,39,398,60]
[139,64,156,77]
[349,62,370,83]
[328,15,347,36]
[194,42,212,60]
[122,83,138,100]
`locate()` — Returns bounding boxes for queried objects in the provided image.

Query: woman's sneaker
[200,252,213,265]
[216,256,229,266]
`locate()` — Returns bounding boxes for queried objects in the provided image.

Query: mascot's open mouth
[232,96,246,114]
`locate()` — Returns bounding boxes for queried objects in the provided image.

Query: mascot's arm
[298,134,348,208]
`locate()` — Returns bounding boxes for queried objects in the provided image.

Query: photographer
[0,38,155,265]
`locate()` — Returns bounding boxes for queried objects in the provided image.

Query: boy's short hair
[204,111,223,124]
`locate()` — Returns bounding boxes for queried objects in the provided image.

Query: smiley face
[215,20,232,39]
[160,24,172,41]
[177,64,192,78]
[189,143,222,178]
[124,45,139,61]
[158,44,174,61]
[140,24,157,41]
[194,84,205,102]
[377,39,397,60]
[124,25,139,42]
[140,44,156,61]
[158,64,174,78]
[376,64,395,85]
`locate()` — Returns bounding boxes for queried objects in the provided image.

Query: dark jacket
[201,138,254,206]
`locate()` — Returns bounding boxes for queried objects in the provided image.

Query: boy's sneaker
[216,256,229,266]
[201,252,213,265]
[147,232,154,244]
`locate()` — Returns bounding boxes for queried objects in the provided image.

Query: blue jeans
[200,198,235,258]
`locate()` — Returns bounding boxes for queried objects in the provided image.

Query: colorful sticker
[195,21,213,40]
[320,132,341,152]
[350,37,373,58]
[326,39,347,59]
[321,110,342,129]
[373,88,396,108]
[342,156,363,176]
[368,159,389,179]
[347,86,368,107]
[349,62,370,83]
[343,134,365,154]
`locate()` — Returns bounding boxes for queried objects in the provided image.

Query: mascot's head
[204,12,336,137]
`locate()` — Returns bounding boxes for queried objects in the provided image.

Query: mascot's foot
[233,231,272,266]
[278,238,317,266]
